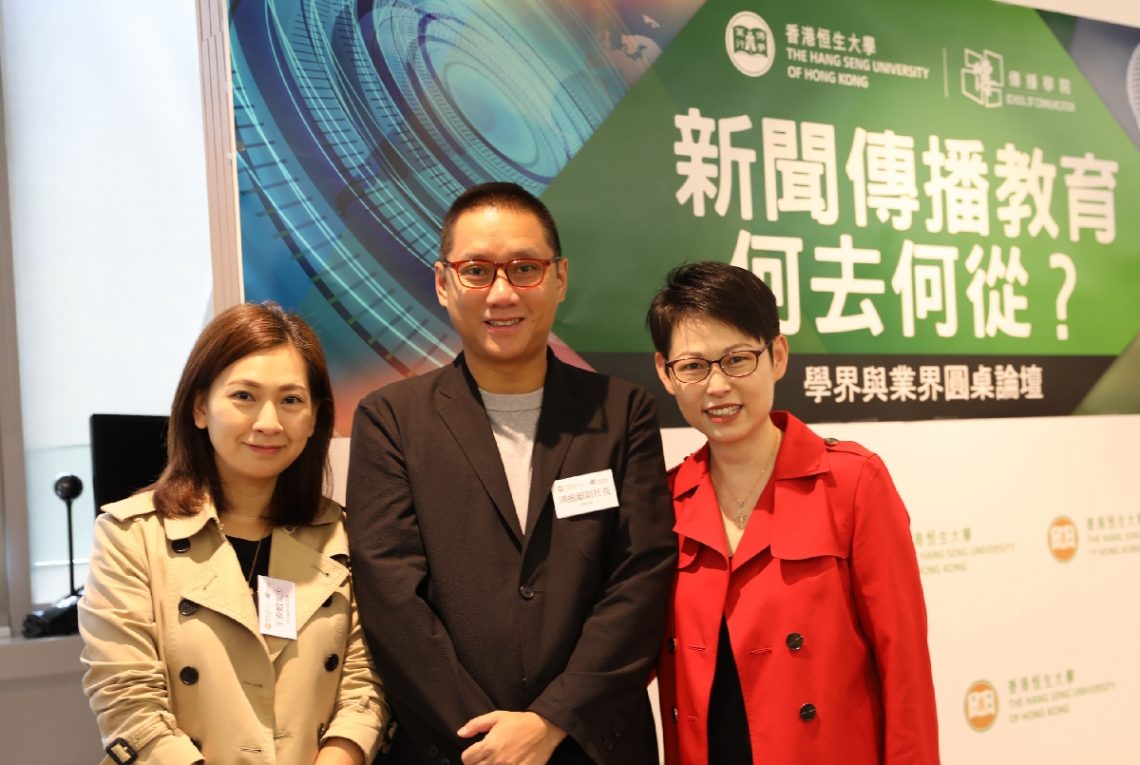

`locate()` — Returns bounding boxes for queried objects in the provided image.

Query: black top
[228,534,272,595]
[708,615,753,763]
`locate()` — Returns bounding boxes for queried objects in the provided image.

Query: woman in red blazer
[646,262,939,764]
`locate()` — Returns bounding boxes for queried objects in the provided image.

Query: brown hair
[438,181,562,261]
[152,302,334,524]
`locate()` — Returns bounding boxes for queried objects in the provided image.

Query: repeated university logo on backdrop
[1047,515,1078,562]
[965,679,999,732]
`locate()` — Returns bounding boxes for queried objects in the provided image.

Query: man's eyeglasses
[664,343,773,384]
[441,256,562,289]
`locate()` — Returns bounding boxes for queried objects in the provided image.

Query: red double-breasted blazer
[657,412,939,764]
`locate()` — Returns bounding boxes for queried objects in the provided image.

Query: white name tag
[552,469,619,518]
[257,575,297,640]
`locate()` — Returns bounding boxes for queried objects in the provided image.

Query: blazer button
[667,637,676,654]
[786,632,804,651]
[427,745,439,757]
[179,666,199,685]
[519,585,535,600]
[799,702,817,721]
[324,654,340,672]
[171,538,191,553]
[178,599,198,616]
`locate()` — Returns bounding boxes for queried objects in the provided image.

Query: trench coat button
[799,702,817,721]
[321,595,333,608]
[427,745,439,757]
[824,437,839,446]
[667,637,676,654]
[786,632,804,651]
[171,538,191,553]
[324,654,340,672]
[441,760,451,765]
[179,666,199,685]
[519,585,535,600]
[178,599,198,616]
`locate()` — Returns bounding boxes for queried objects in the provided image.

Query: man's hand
[457,711,567,765]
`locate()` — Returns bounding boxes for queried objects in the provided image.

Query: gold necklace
[717,434,781,530]
[243,535,266,593]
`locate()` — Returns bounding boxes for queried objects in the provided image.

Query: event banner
[229,0,1139,431]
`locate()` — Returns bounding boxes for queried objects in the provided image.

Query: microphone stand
[67,495,77,594]
[20,474,84,637]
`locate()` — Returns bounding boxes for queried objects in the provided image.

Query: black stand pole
[54,474,83,596]
[64,496,77,596]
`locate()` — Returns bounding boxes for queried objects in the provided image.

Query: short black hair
[439,182,562,260]
[646,261,781,355]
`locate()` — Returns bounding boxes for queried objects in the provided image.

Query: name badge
[553,469,619,518]
[257,576,297,640]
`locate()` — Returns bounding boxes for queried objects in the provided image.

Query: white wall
[2,1,213,605]
[1001,0,1140,28]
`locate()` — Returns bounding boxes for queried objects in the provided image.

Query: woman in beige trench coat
[80,303,391,765]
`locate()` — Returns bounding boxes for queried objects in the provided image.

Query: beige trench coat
[80,491,391,764]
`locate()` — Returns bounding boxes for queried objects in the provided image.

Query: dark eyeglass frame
[440,256,563,289]
[664,342,774,384]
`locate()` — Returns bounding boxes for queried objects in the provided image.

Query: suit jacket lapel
[524,355,585,539]
[436,358,524,542]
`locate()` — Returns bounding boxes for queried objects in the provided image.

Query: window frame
[0,57,30,633]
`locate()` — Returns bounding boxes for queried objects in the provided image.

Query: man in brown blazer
[346,182,675,765]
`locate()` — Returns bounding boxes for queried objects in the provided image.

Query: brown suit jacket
[346,351,675,764]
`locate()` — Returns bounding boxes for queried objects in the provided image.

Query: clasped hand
[457,710,566,765]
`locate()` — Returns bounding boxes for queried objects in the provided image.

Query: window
[0,2,214,620]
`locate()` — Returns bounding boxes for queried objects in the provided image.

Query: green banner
[546,0,1139,420]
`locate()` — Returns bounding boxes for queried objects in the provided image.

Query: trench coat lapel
[262,528,349,662]
[523,355,584,539]
[179,533,263,641]
[436,359,524,542]
[735,414,840,567]
[671,446,729,559]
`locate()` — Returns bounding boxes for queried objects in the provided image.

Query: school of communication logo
[961,48,1005,107]
[726,12,775,77]
[1048,516,1078,562]
[965,679,999,731]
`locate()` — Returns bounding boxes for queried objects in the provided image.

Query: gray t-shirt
[480,387,544,532]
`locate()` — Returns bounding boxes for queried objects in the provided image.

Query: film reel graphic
[229,0,634,411]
